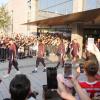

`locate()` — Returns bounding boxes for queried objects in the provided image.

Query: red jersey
[71,42,80,56]
[57,42,65,55]
[79,81,100,98]
[9,43,16,58]
[37,43,45,58]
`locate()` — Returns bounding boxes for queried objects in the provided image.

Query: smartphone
[64,63,72,78]
[79,63,84,73]
[87,38,94,51]
[47,67,58,89]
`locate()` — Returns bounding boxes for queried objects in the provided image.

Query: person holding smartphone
[87,43,100,66]
[57,59,100,99]
[86,43,100,81]
[57,75,91,100]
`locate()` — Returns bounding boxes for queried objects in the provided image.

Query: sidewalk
[0,57,86,100]
[0,57,62,100]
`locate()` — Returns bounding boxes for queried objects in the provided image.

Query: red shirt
[57,42,65,55]
[9,43,16,58]
[37,43,45,58]
[79,81,100,98]
[71,43,80,53]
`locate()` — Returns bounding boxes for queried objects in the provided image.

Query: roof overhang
[23,8,100,26]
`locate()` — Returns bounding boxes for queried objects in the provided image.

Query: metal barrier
[0,47,9,62]
[0,47,36,62]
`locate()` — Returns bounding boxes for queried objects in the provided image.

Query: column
[73,0,84,13]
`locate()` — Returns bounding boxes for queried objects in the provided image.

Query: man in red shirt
[32,39,46,73]
[4,39,20,78]
[56,39,65,68]
[71,39,80,63]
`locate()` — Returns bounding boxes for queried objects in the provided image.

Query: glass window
[39,0,73,14]
[83,0,96,10]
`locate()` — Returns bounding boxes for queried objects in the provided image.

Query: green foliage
[0,5,11,31]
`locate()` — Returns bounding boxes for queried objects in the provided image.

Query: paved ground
[0,57,65,100]
[0,57,86,100]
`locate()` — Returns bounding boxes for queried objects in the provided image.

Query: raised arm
[87,44,100,67]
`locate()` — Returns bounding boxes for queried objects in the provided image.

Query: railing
[0,47,36,62]
[0,47,9,62]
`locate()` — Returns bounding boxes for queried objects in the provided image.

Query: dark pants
[56,55,64,68]
[8,59,19,74]
[36,57,45,68]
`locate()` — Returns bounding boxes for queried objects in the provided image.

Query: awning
[23,8,100,26]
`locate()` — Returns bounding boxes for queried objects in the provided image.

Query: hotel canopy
[23,8,100,26]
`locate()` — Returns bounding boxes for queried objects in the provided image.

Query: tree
[0,5,11,32]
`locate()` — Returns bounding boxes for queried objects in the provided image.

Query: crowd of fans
[0,33,35,61]
[57,43,100,100]
[0,32,100,100]
[0,32,71,62]
[0,32,100,62]
[1,44,100,100]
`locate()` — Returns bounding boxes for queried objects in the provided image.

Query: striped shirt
[79,81,100,98]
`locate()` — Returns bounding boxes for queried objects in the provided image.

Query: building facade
[6,0,38,35]
[6,0,100,33]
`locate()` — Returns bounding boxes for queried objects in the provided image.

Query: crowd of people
[0,32,100,100]
[1,43,100,100]
[57,43,100,100]
[0,33,35,61]
[0,32,100,63]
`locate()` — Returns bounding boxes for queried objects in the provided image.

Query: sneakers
[32,68,37,73]
[32,67,47,73]
[43,68,47,72]
[16,71,21,75]
[32,70,37,73]
[3,74,10,78]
